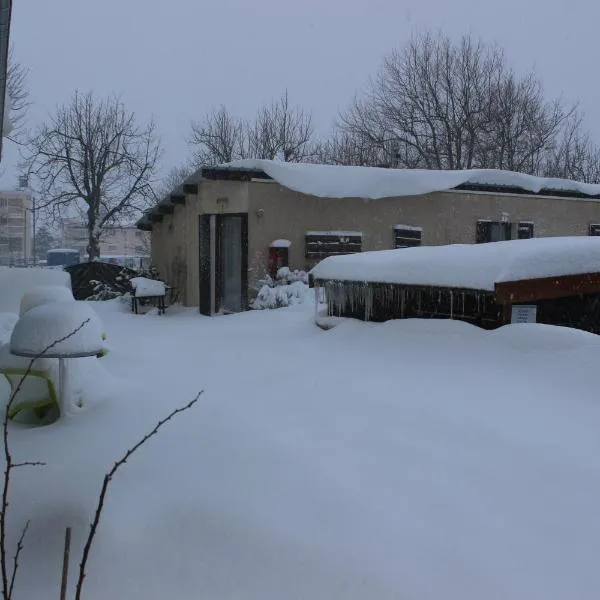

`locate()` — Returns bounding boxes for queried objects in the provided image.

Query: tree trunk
[86,206,101,262]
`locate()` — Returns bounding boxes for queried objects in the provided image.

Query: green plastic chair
[1,367,58,419]
[0,345,59,420]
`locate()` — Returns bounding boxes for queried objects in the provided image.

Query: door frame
[198,212,248,315]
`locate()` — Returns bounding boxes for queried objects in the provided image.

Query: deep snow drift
[1,298,600,599]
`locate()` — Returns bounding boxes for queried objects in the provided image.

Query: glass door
[219,215,243,313]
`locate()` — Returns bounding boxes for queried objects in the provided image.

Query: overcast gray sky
[1,0,598,187]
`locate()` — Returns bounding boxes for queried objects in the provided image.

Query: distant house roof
[136,160,600,229]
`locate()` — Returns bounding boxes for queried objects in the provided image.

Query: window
[0,216,6,225]
[518,222,534,239]
[476,220,511,243]
[394,225,422,248]
[589,224,600,236]
[0,199,6,208]
[305,231,362,260]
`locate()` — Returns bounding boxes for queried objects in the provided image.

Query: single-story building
[309,236,600,334]
[136,159,600,315]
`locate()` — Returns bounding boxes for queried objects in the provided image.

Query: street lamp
[18,175,36,265]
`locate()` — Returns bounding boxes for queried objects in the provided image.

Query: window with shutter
[305,231,362,260]
[476,220,511,243]
[518,222,534,239]
[589,224,600,236]
[393,225,422,248]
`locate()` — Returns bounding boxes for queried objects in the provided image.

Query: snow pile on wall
[0,267,72,314]
[225,158,600,200]
[251,268,309,309]
[310,237,600,291]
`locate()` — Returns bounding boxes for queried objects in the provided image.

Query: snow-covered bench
[130,277,167,315]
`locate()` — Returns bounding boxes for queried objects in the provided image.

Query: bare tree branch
[247,90,315,162]
[23,91,162,261]
[4,46,30,144]
[74,392,203,600]
[7,521,28,600]
[188,105,247,166]
[1,319,90,600]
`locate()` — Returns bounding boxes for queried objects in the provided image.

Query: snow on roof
[224,159,600,200]
[394,224,423,231]
[310,237,600,291]
[270,239,292,248]
[306,231,363,237]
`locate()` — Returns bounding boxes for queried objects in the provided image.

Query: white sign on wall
[511,304,537,324]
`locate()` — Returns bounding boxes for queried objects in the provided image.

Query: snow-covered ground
[1,296,600,599]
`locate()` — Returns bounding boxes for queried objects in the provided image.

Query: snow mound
[10,302,104,357]
[19,285,75,316]
[252,281,307,309]
[489,322,600,352]
[225,158,600,199]
[310,236,600,290]
[251,268,310,310]
[0,267,72,314]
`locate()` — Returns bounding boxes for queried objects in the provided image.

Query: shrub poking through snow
[251,268,309,309]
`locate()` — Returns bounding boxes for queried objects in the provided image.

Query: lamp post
[18,175,36,265]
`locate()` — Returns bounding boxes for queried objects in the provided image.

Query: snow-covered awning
[310,237,600,291]
[223,159,600,200]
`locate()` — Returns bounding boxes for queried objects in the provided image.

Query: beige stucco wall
[151,180,250,307]
[248,182,600,289]
[152,178,600,307]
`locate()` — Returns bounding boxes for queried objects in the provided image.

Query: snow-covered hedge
[251,267,309,310]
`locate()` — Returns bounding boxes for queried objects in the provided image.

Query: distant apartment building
[0,190,32,265]
[60,219,150,258]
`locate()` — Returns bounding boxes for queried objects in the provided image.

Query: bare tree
[543,112,600,183]
[247,91,315,162]
[335,31,575,173]
[23,91,161,261]
[154,163,194,201]
[188,105,247,166]
[189,92,316,166]
[311,130,390,167]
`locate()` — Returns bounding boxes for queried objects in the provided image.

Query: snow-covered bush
[251,268,309,310]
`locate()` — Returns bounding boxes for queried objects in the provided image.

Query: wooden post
[60,527,71,600]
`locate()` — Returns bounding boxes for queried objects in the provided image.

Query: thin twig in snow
[74,392,203,600]
[7,521,28,600]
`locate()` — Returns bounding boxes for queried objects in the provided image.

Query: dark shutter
[305,232,362,260]
[394,226,422,248]
[518,222,534,239]
[476,221,492,243]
